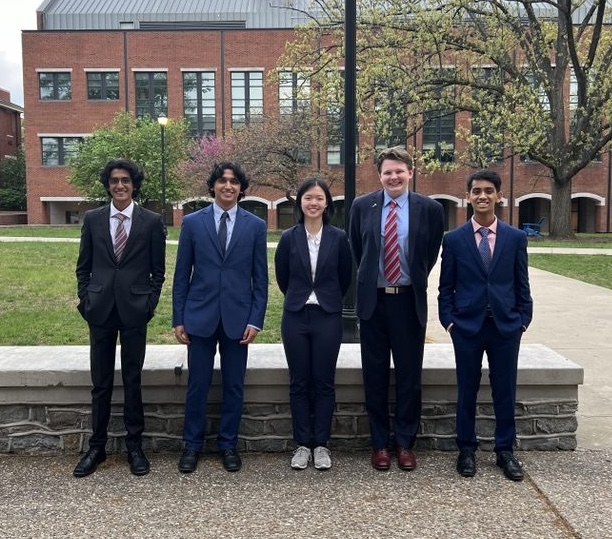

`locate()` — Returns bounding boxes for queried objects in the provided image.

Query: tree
[69,112,191,206]
[179,112,343,198]
[0,146,26,211]
[281,0,612,238]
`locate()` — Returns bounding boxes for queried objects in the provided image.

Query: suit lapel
[459,222,488,274]
[314,225,332,283]
[369,192,384,254]
[295,225,312,283]
[202,205,221,256]
[407,193,422,265]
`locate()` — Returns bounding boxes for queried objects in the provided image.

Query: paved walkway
[1,238,611,538]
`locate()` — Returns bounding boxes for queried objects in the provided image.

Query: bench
[0,343,583,453]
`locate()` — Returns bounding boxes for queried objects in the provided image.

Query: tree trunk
[549,174,574,239]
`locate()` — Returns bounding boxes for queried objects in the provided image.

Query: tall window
[87,72,119,100]
[422,110,455,163]
[326,105,344,165]
[231,71,263,129]
[183,71,216,137]
[41,137,82,166]
[135,72,168,119]
[38,72,71,100]
[374,95,407,153]
[278,71,310,115]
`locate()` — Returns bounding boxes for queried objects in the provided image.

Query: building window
[41,137,82,166]
[183,72,216,137]
[374,96,407,153]
[326,105,344,165]
[231,71,263,129]
[135,72,168,119]
[38,72,71,100]
[423,110,455,163]
[278,71,310,115]
[87,72,119,100]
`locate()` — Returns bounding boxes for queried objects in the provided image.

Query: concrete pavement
[1,238,611,538]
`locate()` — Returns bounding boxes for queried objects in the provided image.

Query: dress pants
[281,305,342,446]
[88,308,147,451]
[451,318,522,453]
[182,323,248,451]
[359,289,425,449]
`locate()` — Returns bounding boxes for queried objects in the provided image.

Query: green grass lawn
[0,227,610,345]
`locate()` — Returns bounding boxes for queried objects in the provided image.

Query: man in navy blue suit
[172,162,268,473]
[438,169,533,481]
[349,147,444,471]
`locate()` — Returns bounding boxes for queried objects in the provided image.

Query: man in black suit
[349,147,444,471]
[73,159,166,477]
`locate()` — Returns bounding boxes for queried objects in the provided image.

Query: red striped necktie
[384,200,401,284]
[114,213,128,261]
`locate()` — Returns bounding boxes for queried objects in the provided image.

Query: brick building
[0,88,23,160]
[22,0,611,232]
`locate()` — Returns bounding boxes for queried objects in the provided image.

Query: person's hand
[240,326,259,345]
[174,325,191,345]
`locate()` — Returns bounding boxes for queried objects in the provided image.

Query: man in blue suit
[438,169,533,481]
[172,162,268,473]
[349,147,444,471]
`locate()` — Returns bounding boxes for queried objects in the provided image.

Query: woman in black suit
[274,178,353,470]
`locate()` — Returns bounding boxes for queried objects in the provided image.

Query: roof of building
[0,99,24,114]
[36,0,318,30]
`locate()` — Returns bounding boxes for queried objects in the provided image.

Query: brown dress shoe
[396,447,417,471]
[371,448,391,471]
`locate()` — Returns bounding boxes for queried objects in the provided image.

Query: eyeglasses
[109,177,132,185]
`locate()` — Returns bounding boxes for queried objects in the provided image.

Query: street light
[157,114,168,235]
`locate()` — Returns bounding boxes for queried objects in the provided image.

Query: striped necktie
[114,213,128,261]
[384,200,401,284]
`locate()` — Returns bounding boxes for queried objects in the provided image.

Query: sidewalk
[1,239,612,538]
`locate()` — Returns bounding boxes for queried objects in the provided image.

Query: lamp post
[157,114,168,235]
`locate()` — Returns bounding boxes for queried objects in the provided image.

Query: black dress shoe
[178,449,200,473]
[128,448,150,476]
[456,449,476,477]
[221,449,242,472]
[496,451,524,481]
[73,447,106,478]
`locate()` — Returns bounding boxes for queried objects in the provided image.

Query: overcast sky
[0,0,43,107]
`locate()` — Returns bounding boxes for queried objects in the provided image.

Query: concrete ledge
[0,344,583,454]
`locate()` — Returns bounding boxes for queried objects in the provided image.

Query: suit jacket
[274,223,353,313]
[76,204,166,328]
[172,204,268,340]
[438,219,533,337]
[349,190,444,325]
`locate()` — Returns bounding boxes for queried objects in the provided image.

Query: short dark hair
[375,146,413,174]
[294,177,335,225]
[467,169,501,192]
[99,159,144,198]
[206,161,249,201]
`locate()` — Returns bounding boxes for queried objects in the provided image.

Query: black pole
[342,0,359,342]
[160,123,167,236]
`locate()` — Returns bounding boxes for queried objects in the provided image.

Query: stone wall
[0,344,583,454]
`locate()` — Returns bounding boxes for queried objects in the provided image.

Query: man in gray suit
[74,159,166,478]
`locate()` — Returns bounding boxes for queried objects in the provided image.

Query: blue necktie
[218,211,229,256]
[478,227,491,271]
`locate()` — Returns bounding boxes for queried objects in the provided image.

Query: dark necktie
[218,211,229,256]
[384,200,400,284]
[114,213,128,261]
[478,227,491,271]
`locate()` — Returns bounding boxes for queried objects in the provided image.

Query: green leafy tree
[0,146,26,211]
[281,0,612,238]
[69,112,191,206]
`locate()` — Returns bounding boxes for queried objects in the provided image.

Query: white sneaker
[313,446,332,470]
[291,446,312,470]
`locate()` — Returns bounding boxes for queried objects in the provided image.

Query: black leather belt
[379,286,411,294]
[304,304,323,310]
